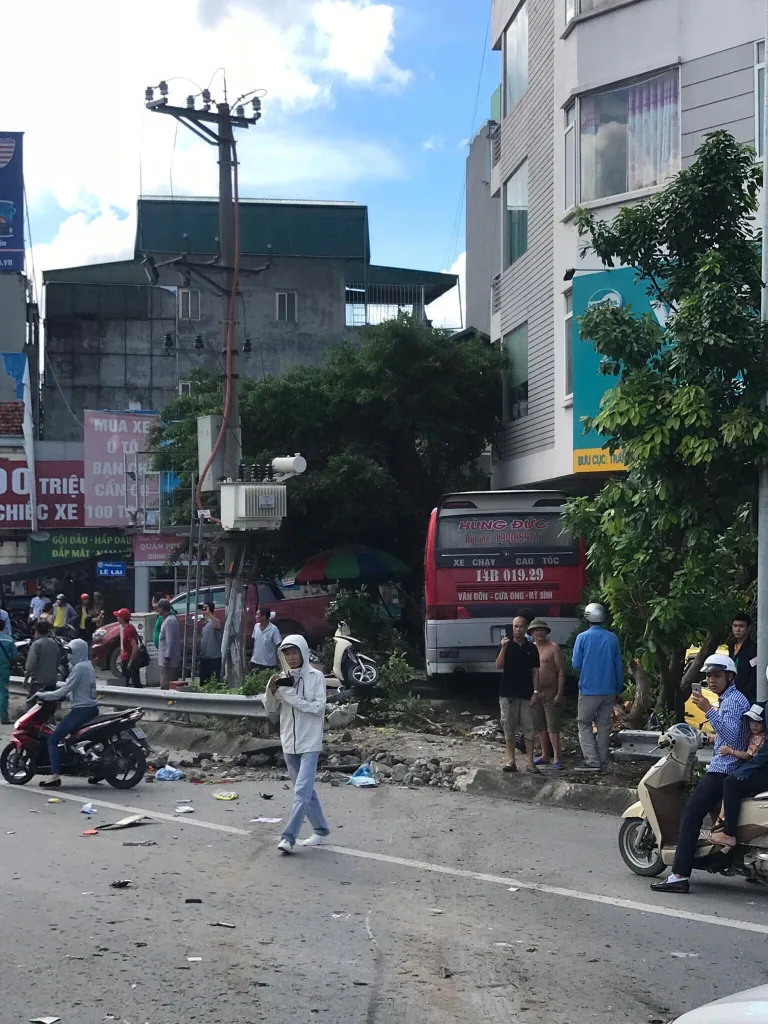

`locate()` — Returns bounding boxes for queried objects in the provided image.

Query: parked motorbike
[0,699,148,789]
[619,722,768,883]
[330,621,380,688]
[14,634,70,683]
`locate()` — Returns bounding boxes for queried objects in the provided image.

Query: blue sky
[9,1,500,326]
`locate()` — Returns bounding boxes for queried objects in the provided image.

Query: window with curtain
[504,2,528,113]
[579,68,680,202]
[504,323,529,422]
[757,41,765,159]
[504,161,528,268]
[564,292,573,398]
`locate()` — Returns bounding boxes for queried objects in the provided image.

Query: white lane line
[2,784,251,836]
[321,844,768,936]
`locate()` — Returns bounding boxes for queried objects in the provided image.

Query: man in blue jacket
[571,603,623,771]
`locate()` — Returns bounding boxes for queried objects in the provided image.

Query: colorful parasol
[294,545,411,584]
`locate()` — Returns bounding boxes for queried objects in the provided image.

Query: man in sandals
[496,615,540,774]
[529,618,566,769]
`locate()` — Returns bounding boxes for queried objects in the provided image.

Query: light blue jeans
[282,751,329,845]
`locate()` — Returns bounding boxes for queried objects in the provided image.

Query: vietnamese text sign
[0,459,85,527]
[83,411,157,527]
[97,560,126,578]
[133,534,188,567]
[0,134,24,272]
[572,448,625,473]
[29,530,134,565]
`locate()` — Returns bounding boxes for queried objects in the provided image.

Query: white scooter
[618,722,768,883]
[331,621,380,689]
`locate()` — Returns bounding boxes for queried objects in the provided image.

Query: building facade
[470,0,765,490]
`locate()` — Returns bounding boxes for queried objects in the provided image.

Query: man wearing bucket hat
[528,618,566,769]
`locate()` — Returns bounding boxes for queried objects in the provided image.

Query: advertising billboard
[0,134,24,272]
[0,458,84,527]
[83,411,157,527]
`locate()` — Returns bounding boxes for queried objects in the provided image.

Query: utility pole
[145,80,262,686]
[759,1,768,705]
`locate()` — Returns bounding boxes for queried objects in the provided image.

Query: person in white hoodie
[263,634,329,854]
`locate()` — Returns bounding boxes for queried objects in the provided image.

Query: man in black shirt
[495,615,540,774]
[727,611,757,703]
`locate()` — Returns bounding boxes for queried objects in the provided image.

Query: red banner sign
[133,535,188,567]
[0,459,85,527]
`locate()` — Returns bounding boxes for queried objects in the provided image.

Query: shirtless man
[529,618,566,769]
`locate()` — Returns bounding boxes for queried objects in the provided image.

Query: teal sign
[572,267,663,472]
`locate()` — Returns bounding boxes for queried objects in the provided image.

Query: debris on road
[210,921,236,929]
[670,952,699,959]
[175,805,195,814]
[110,880,133,889]
[347,765,377,788]
[508,886,519,893]
[155,765,184,781]
[97,814,155,831]
[185,898,203,904]
[428,908,443,915]
[29,1016,61,1023]
[80,803,97,815]
[123,840,157,847]
[441,967,453,979]
[82,829,99,836]
[259,792,274,800]
[213,790,238,800]
[187,956,202,962]
[251,817,282,823]
[47,797,61,804]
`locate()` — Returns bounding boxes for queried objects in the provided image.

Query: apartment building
[468,0,765,489]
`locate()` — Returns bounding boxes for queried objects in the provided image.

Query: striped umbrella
[294,545,411,584]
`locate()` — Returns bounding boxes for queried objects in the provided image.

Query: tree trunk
[626,659,654,728]
[658,647,687,717]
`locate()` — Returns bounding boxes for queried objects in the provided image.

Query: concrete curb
[139,721,281,759]
[460,767,636,815]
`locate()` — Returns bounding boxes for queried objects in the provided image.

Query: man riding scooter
[650,653,750,894]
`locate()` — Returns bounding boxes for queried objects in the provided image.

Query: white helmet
[702,653,737,676]
[584,603,607,623]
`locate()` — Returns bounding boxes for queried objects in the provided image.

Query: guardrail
[613,729,712,764]
[8,677,269,719]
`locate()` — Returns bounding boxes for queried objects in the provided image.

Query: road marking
[2,784,250,836]
[321,844,768,936]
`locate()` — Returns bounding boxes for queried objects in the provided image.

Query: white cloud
[427,251,465,331]
[421,135,444,152]
[6,0,410,278]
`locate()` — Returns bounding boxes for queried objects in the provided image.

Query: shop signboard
[133,534,188,567]
[0,133,24,272]
[29,530,133,566]
[0,459,85,527]
[83,411,157,527]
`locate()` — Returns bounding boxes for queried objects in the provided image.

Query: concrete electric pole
[145,80,262,685]
[759,4,768,706]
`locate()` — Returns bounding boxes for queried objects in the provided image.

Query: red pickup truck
[90,580,332,679]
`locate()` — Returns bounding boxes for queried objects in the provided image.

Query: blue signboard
[96,560,126,578]
[0,133,23,272]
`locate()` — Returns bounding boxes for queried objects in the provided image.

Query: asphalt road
[3,757,768,1024]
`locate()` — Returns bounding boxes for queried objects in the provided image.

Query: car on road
[673,983,768,1022]
[91,580,332,679]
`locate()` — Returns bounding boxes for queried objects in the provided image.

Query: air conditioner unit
[219,482,288,531]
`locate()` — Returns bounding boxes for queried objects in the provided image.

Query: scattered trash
[29,809,40,814]
[155,765,184,781]
[259,792,274,800]
[177,798,192,803]
[110,880,133,889]
[508,887,519,893]
[441,966,453,979]
[47,797,61,804]
[187,956,202,962]
[460,711,472,716]
[428,908,443,915]
[29,1017,61,1024]
[80,803,97,816]
[185,898,203,904]
[97,814,154,831]
[81,892,94,895]
[175,805,195,814]
[65,955,85,960]
[670,952,699,959]
[82,829,99,837]
[213,790,238,801]
[332,913,350,920]
[210,921,236,929]
[123,840,157,847]
[347,765,377,788]
[250,817,283,824]
[353,981,369,987]
[135,941,147,947]
[6,831,15,835]
[494,942,513,948]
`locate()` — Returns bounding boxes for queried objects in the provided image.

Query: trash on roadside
[250,817,282,824]
[185,898,203,904]
[175,805,195,814]
[155,765,184,781]
[82,829,99,837]
[508,887,519,893]
[29,809,40,813]
[29,1016,61,1024]
[670,952,699,958]
[65,954,85,960]
[110,879,133,889]
[187,956,202,962]
[97,814,154,831]
[210,921,236,929]
[47,797,61,804]
[213,790,238,801]
[347,765,377,788]
[6,831,15,835]
[259,792,274,800]
[428,908,443,915]
[441,966,453,979]
[80,803,97,816]
[123,840,157,847]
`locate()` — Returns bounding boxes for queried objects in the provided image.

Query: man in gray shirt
[24,619,60,695]
[157,598,181,690]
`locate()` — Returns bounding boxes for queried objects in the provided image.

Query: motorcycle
[14,634,71,683]
[0,699,148,789]
[618,722,768,883]
[330,621,380,689]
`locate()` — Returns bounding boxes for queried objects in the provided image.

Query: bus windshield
[436,513,574,551]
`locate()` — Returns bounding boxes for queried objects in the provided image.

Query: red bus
[424,490,586,677]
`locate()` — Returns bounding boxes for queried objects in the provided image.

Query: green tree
[151,316,502,580]
[563,132,768,716]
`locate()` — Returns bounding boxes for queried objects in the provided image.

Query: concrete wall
[682,42,757,164]
[465,123,500,337]
[0,275,28,352]
[43,256,353,441]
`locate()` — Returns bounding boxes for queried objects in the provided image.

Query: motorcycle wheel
[0,743,35,785]
[618,817,664,876]
[344,659,380,687]
[104,741,146,789]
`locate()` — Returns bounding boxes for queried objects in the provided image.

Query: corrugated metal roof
[135,197,370,261]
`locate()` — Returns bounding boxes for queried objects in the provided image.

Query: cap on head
[56,593,66,601]
[528,618,551,634]
[80,593,89,601]
[702,653,737,676]
[584,602,606,623]
[745,703,765,722]
[115,607,132,621]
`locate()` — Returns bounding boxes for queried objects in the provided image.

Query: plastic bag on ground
[155,765,184,781]
[347,764,377,788]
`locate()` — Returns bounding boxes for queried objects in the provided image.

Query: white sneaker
[277,838,294,854]
[301,833,327,847]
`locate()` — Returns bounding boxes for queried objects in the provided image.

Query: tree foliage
[150,316,502,579]
[563,132,768,713]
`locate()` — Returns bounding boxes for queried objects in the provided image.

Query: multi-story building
[469,0,764,489]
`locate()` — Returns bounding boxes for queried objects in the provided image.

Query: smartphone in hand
[691,682,702,695]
